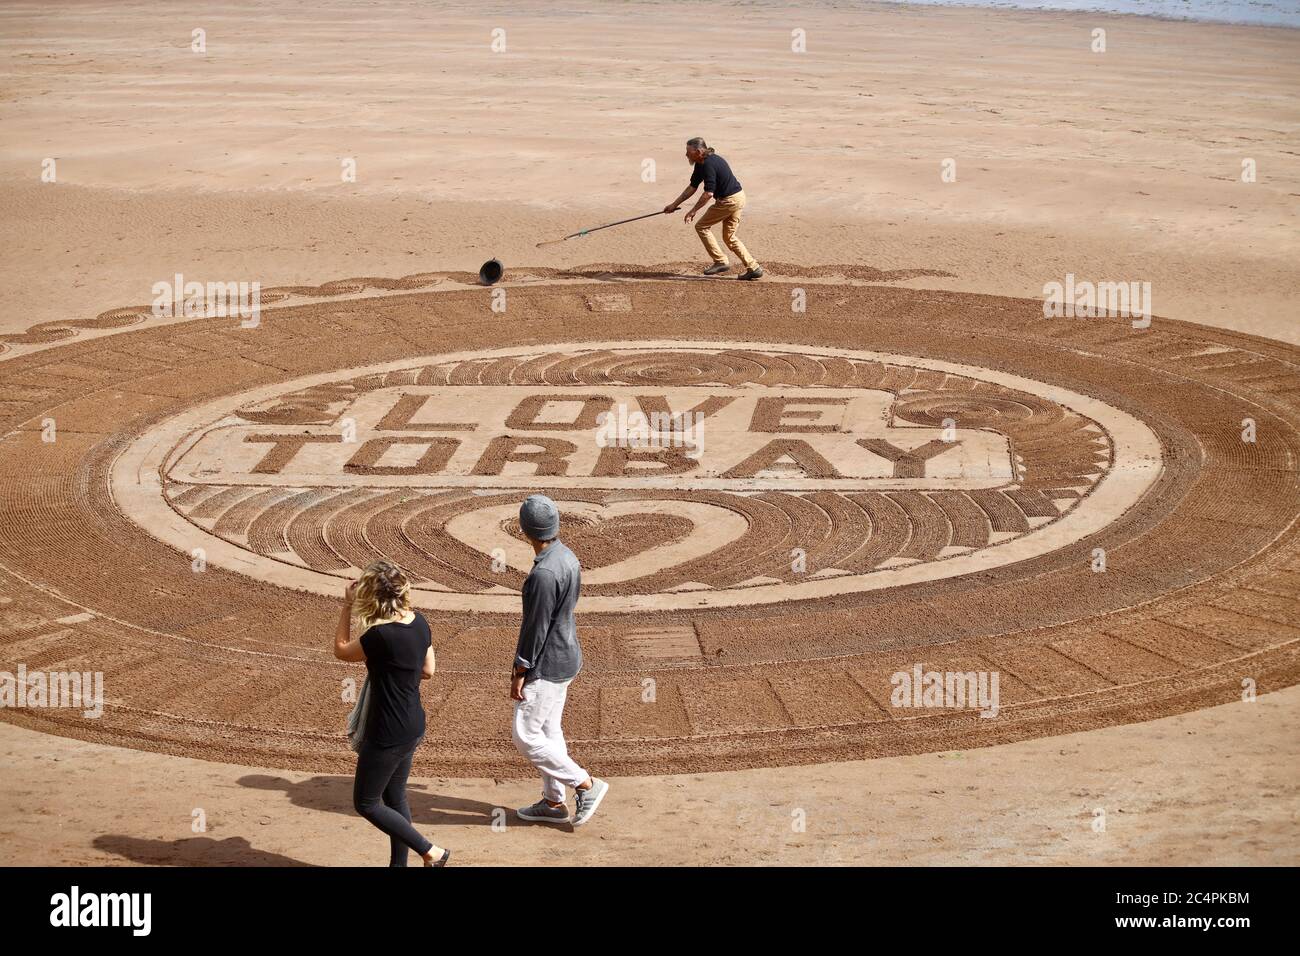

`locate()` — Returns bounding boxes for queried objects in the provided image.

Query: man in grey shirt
[510,494,609,826]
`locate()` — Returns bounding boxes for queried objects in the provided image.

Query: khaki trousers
[695,189,759,270]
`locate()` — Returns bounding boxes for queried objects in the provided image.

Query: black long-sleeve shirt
[689,154,743,200]
[513,540,582,683]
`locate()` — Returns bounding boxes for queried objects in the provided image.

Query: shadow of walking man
[238,774,504,827]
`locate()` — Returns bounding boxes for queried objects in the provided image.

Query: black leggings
[353,735,433,867]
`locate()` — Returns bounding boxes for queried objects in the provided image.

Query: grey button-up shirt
[513,540,582,683]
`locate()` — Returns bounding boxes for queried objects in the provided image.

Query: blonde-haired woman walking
[333,559,450,867]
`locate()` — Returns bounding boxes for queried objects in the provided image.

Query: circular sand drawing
[0,274,1296,776]
[114,343,1160,611]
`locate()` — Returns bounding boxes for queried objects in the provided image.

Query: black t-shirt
[359,613,431,748]
[689,154,742,199]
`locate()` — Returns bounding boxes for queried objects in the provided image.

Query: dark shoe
[702,263,731,276]
[738,266,764,281]
[426,848,450,867]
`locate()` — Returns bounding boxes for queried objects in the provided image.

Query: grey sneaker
[738,266,764,281]
[703,263,731,276]
[517,800,571,824]
[572,779,609,827]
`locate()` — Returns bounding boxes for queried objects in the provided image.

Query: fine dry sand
[0,0,1297,864]
[2,0,1297,344]
[1,687,1295,866]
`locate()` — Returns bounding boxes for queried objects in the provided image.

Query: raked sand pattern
[0,270,1297,777]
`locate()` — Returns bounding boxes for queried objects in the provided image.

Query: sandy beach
[2,0,1297,344]
[0,0,1296,866]
[2,687,1295,867]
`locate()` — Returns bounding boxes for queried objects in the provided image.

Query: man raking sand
[665,137,764,280]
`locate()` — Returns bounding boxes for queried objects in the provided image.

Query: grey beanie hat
[519,493,560,541]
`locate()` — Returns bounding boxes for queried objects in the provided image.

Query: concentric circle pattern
[0,278,1297,776]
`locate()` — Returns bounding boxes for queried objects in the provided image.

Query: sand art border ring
[0,276,1296,777]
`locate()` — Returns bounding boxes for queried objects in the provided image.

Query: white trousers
[512,677,589,803]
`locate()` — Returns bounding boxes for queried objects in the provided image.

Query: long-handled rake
[535,209,671,248]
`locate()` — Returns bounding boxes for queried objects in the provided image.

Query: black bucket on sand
[479,259,504,285]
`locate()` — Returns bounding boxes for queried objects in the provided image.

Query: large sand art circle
[0,276,1297,776]
[111,342,1161,612]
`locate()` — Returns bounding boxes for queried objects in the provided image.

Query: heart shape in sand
[502,512,695,570]
[443,499,749,587]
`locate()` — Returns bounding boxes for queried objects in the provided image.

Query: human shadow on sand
[553,266,708,282]
[548,262,956,284]
[238,774,503,827]
[93,834,315,867]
